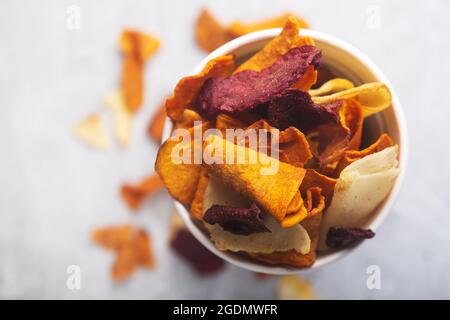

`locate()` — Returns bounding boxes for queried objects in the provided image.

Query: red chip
[203,203,270,235]
[267,88,340,132]
[326,227,375,249]
[196,46,321,116]
[170,229,225,275]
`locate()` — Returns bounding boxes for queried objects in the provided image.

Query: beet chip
[267,89,340,132]
[204,203,270,235]
[170,228,225,275]
[326,227,375,249]
[196,46,321,116]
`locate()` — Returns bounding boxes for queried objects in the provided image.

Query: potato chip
[155,122,210,204]
[92,225,155,281]
[336,133,393,176]
[277,275,316,300]
[104,91,132,146]
[166,55,235,121]
[147,102,167,143]
[195,8,234,53]
[203,177,311,254]
[309,78,354,96]
[120,30,160,113]
[235,16,314,73]
[121,174,165,211]
[202,135,306,224]
[228,13,309,37]
[73,113,109,149]
[318,146,400,250]
[312,82,392,118]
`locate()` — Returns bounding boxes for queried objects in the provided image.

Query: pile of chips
[156,16,400,268]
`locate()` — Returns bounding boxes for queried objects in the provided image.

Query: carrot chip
[121,174,165,211]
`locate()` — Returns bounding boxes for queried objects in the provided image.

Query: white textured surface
[1,0,449,299]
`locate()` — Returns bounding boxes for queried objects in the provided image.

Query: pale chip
[104,91,132,146]
[277,275,316,300]
[309,78,354,96]
[73,113,109,149]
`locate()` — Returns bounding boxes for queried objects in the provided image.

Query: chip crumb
[121,174,165,211]
[73,113,109,149]
[277,275,315,300]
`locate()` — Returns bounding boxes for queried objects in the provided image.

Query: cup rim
[162,28,408,274]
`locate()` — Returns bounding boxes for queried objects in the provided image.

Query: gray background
[0,0,449,299]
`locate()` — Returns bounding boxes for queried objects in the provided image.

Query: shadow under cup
[167,29,407,274]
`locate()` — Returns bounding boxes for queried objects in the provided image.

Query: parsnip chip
[336,133,394,176]
[120,174,165,211]
[318,146,400,250]
[203,177,311,254]
[229,13,308,37]
[195,8,234,53]
[120,30,160,112]
[104,91,132,146]
[165,55,235,121]
[277,275,316,300]
[155,122,210,204]
[147,102,166,143]
[92,225,155,281]
[312,82,392,118]
[73,113,109,149]
[309,78,354,97]
[235,16,314,73]
[202,135,306,224]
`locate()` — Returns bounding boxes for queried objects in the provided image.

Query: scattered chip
[169,213,225,275]
[326,227,375,249]
[277,275,316,300]
[121,174,165,211]
[120,29,160,112]
[195,8,234,53]
[196,46,321,116]
[166,55,235,121]
[92,225,155,281]
[147,102,167,143]
[204,203,270,235]
[73,113,109,149]
[104,90,132,146]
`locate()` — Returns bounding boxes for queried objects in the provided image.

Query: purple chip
[326,227,375,249]
[196,46,322,116]
[203,203,271,235]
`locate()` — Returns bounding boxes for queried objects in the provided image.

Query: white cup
[162,29,408,274]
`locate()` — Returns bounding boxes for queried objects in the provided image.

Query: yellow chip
[104,91,132,146]
[73,113,109,149]
[309,78,354,96]
[277,275,316,300]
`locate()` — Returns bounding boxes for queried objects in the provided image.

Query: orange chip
[121,175,165,211]
[148,102,167,143]
[92,225,155,281]
[155,122,210,204]
[335,133,394,176]
[73,113,109,149]
[303,187,325,218]
[165,55,235,121]
[215,113,247,134]
[340,99,363,150]
[120,30,160,113]
[228,13,308,37]
[195,8,234,53]
[174,109,204,130]
[235,16,314,73]
[300,169,336,207]
[190,167,210,220]
[293,66,318,91]
[277,127,312,167]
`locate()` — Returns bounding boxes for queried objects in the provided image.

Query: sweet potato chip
[104,91,132,146]
[309,78,354,97]
[202,135,306,224]
[195,8,234,53]
[300,169,336,207]
[73,113,109,149]
[169,213,226,275]
[174,109,203,130]
[120,30,160,113]
[228,13,308,37]
[155,122,210,204]
[340,99,363,151]
[277,275,316,300]
[235,16,314,73]
[190,167,210,220]
[312,82,392,118]
[166,55,235,121]
[147,102,167,143]
[319,146,399,250]
[203,177,311,254]
[121,174,165,211]
[336,133,394,176]
[92,225,155,281]
[197,46,321,117]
